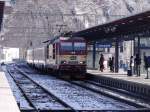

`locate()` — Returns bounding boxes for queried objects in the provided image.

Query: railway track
[7,66,75,112]
[8,63,150,111]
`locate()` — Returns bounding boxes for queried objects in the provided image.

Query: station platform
[87,69,150,98]
[0,71,20,112]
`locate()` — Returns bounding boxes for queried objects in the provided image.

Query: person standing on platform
[99,54,105,72]
[144,53,148,70]
[129,56,134,75]
[108,58,112,72]
[134,54,141,77]
[143,52,149,79]
[110,57,114,72]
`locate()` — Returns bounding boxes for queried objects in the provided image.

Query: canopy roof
[74,10,150,42]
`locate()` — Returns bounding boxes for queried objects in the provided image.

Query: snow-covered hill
[2,0,150,47]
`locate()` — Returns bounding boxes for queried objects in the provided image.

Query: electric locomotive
[27,36,87,78]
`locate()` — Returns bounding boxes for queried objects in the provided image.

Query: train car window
[53,44,55,59]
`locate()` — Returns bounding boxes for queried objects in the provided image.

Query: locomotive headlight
[61,60,67,64]
[79,61,86,64]
[79,61,83,64]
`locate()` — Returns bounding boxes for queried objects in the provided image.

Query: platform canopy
[0,1,4,31]
[73,10,150,42]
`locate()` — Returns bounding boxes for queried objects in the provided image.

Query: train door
[53,43,60,65]
[45,45,49,65]
[53,44,56,61]
[56,43,61,65]
[45,44,55,65]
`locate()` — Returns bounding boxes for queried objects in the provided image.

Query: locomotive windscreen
[61,42,73,51]
[61,42,86,51]
[74,42,86,51]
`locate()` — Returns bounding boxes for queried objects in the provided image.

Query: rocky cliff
[2,0,150,47]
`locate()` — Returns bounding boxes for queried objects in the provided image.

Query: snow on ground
[10,70,67,110]
[21,67,136,110]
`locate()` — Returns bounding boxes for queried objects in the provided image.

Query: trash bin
[127,69,132,76]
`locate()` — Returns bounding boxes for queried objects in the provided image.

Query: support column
[92,41,96,69]
[115,40,119,73]
[138,36,141,76]
[137,36,141,55]
[133,38,136,56]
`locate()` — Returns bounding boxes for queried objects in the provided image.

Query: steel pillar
[137,36,141,55]
[133,38,136,56]
[137,36,141,76]
[92,41,96,69]
[115,40,119,73]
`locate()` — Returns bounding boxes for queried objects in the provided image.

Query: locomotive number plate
[70,56,77,60]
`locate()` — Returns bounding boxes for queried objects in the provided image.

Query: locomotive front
[58,37,87,77]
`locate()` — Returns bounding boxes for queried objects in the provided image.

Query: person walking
[129,56,134,75]
[99,54,105,72]
[134,54,141,77]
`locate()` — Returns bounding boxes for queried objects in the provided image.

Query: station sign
[96,43,112,48]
